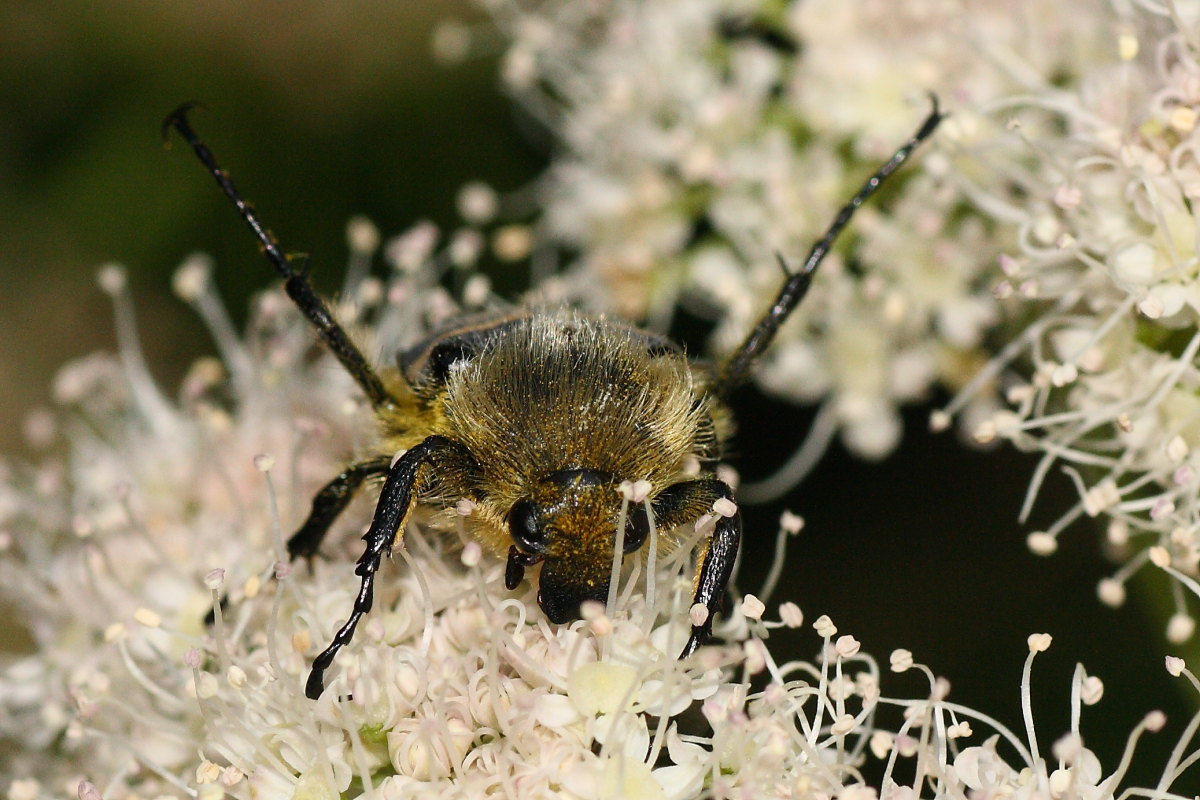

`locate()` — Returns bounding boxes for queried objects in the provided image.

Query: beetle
[164,98,942,699]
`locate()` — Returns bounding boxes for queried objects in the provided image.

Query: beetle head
[504,468,651,623]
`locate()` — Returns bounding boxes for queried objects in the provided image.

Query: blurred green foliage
[0,0,543,452]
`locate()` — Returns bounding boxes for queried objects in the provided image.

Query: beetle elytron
[164,98,941,699]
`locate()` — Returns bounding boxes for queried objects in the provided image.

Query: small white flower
[741,594,765,620]
[890,649,914,673]
[568,661,638,716]
[1167,613,1196,643]
[1027,633,1053,653]
[1097,578,1127,608]
[1080,674,1104,706]
[1027,532,1058,556]
[814,614,838,638]
[779,602,804,629]
[779,509,805,534]
[456,181,499,225]
[619,478,653,503]
[835,635,861,658]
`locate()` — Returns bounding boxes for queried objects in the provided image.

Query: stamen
[173,254,256,396]
[97,264,178,436]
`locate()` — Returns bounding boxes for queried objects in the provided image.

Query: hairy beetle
[164,98,941,699]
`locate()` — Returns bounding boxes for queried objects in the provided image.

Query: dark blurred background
[0,0,541,452]
[1,0,1195,790]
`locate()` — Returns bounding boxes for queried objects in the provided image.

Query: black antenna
[717,97,944,397]
[163,104,399,411]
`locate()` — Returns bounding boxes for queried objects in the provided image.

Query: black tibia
[286,457,392,560]
[648,480,742,658]
[718,98,944,397]
[305,435,476,700]
[161,104,399,412]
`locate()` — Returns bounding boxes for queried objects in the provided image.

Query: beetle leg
[646,479,742,658]
[305,435,475,699]
[287,456,392,561]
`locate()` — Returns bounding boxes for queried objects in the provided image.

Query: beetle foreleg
[305,435,475,700]
[287,456,392,561]
[647,479,742,658]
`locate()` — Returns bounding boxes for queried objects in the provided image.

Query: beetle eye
[623,504,651,554]
[508,499,546,553]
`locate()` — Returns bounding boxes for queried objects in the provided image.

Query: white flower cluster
[936,3,1200,642]
[465,0,1112,466]
[464,0,1200,646]
[2,247,1199,800]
